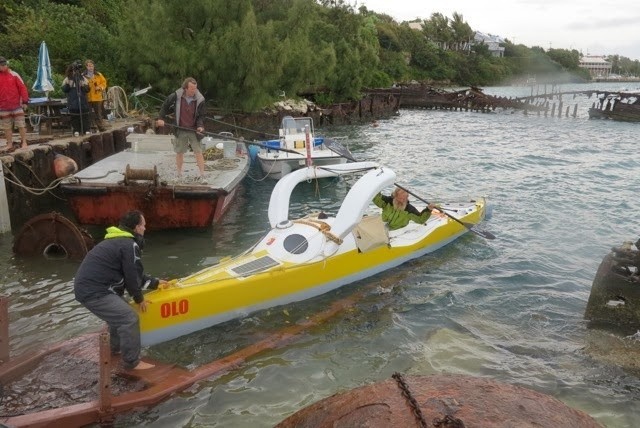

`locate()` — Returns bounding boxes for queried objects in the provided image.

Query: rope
[63,169,118,182]
[125,166,156,181]
[209,158,240,170]
[293,218,343,245]
[106,86,130,118]
[202,147,223,161]
[28,114,42,127]
[262,157,279,178]
[245,151,281,182]
[2,162,69,198]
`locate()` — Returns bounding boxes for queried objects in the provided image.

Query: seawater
[1,82,639,427]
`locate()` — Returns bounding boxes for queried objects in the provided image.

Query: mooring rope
[2,162,68,198]
[106,86,130,119]
[28,113,42,129]
[210,158,240,170]
[293,218,343,245]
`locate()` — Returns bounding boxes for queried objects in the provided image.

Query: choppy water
[2,82,640,427]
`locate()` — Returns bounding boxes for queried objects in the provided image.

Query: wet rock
[585,244,640,329]
[584,328,640,374]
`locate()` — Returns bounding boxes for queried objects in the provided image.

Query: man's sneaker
[132,360,155,370]
[194,176,207,184]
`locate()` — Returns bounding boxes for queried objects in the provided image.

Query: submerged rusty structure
[366,85,546,114]
[12,212,94,261]
[585,240,640,328]
[588,91,640,122]
[277,373,603,427]
[366,84,640,121]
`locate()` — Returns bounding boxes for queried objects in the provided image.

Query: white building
[579,55,612,78]
[474,32,505,57]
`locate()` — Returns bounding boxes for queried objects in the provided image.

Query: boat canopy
[268,162,394,235]
[280,116,314,137]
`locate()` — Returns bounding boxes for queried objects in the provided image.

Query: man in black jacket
[61,61,90,134]
[74,210,165,370]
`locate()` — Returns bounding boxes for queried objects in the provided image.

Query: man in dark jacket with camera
[74,210,165,370]
[61,61,90,134]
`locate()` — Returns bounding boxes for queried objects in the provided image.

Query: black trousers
[70,110,90,134]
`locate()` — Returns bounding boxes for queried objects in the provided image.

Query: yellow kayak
[138,162,489,345]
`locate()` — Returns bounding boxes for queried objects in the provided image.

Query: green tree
[0,1,113,94]
[546,48,580,71]
[422,13,451,51]
[314,2,379,99]
[613,56,640,76]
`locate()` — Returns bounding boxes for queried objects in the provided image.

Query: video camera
[71,60,83,74]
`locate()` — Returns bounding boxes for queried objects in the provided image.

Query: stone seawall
[202,93,400,139]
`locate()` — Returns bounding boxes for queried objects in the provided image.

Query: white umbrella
[32,40,54,95]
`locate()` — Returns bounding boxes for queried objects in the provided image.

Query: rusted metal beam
[98,330,113,421]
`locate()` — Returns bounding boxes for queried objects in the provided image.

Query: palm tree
[450,12,474,53]
[422,13,452,51]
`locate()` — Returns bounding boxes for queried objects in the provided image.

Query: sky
[355,0,640,60]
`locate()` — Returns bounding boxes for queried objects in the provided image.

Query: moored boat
[138,162,490,346]
[256,116,347,179]
[60,133,249,229]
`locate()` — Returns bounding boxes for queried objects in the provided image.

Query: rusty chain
[392,372,466,428]
[392,372,428,428]
[433,414,466,428]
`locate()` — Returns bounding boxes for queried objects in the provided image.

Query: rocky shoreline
[201,92,400,139]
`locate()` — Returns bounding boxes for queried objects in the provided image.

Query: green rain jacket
[373,192,432,230]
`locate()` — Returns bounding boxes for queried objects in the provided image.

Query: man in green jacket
[373,188,435,230]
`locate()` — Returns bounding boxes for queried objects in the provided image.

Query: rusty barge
[59,133,249,230]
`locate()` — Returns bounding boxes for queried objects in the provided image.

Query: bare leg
[195,152,205,176]
[3,127,12,147]
[176,153,184,176]
[19,126,27,148]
